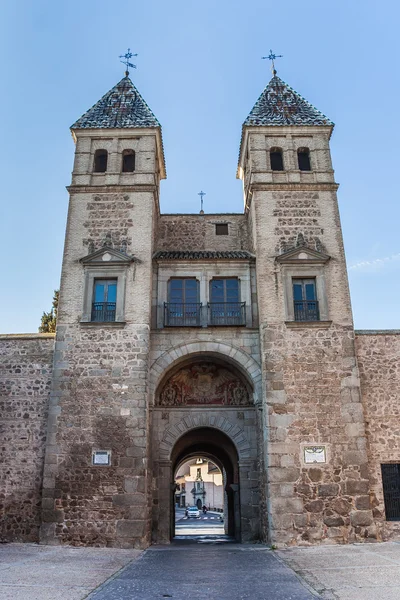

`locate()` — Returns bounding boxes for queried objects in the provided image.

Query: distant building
[175,459,223,509]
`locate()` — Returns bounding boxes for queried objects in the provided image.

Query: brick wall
[356,331,400,540]
[0,334,54,541]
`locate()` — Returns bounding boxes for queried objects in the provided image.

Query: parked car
[186,506,200,518]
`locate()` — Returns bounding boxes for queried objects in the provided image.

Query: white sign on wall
[92,450,111,466]
[303,446,327,464]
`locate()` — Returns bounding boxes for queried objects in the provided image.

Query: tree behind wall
[39,290,59,333]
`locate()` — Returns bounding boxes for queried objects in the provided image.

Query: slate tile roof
[244,75,333,127]
[71,76,160,129]
[153,250,255,260]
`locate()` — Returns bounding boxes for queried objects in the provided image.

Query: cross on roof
[198,190,206,213]
[262,49,283,75]
[119,48,138,76]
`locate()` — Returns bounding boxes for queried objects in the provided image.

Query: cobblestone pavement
[277,542,400,599]
[87,543,316,600]
[0,543,139,600]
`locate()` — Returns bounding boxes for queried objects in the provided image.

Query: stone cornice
[66,184,158,193]
[249,182,339,192]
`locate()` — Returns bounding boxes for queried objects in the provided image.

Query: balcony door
[292,278,319,321]
[209,279,244,326]
[165,279,200,326]
[92,279,117,322]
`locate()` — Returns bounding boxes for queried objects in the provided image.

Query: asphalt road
[175,508,225,536]
[88,544,316,600]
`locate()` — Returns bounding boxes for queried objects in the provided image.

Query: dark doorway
[170,428,240,541]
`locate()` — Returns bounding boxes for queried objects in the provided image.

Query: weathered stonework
[1,71,399,550]
[0,334,54,541]
[356,331,400,541]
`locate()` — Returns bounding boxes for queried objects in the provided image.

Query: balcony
[91,302,116,322]
[163,302,247,327]
[294,300,319,322]
[208,302,246,326]
[164,302,202,327]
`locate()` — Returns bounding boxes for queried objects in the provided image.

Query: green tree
[39,290,59,333]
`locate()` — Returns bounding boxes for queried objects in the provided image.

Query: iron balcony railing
[164,302,202,327]
[294,300,319,322]
[91,302,116,322]
[208,302,246,326]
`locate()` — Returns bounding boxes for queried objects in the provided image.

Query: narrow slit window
[93,149,108,173]
[270,148,284,171]
[122,149,135,172]
[215,223,229,235]
[298,148,311,171]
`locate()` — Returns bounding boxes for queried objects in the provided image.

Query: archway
[171,428,240,540]
[150,353,261,544]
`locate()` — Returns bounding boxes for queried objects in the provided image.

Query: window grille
[381,464,400,520]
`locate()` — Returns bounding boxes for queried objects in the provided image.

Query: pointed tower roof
[71,75,160,129]
[244,75,333,127]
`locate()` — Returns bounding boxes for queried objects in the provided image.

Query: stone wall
[356,331,400,540]
[157,214,249,251]
[0,334,54,541]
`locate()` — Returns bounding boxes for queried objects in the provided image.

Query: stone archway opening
[171,428,240,541]
[150,352,261,544]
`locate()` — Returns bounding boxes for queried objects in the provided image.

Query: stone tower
[40,75,165,547]
[238,74,374,545]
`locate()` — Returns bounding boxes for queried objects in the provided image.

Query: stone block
[268,467,300,483]
[350,510,373,527]
[343,479,369,495]
[317,483,339,497]
[355,495,371,510]
[331,498,352,515]
[305,500,324,513]
[116,519,146,538]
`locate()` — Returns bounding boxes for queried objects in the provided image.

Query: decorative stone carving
[157,362,251,407]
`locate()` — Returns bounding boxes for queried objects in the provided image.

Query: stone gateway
[1,69,400,548]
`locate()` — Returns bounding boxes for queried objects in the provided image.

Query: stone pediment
[276,246,330,265]
[79,246,137,266]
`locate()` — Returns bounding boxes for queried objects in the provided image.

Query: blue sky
[0,0,399,333]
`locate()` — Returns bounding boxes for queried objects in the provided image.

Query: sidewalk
[0,543,140,600]
[277,541,400,599]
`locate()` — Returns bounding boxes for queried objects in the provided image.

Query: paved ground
[0,543,139,600]
[87,544,316,599]
[3,541,400,599]
[277,542,400,599]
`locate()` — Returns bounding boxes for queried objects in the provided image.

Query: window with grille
[292,278,319,321]
[92,279,117,322]
[381,464,400,520]
[165,278,201,326]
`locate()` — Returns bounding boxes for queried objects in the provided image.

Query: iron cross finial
[262,49,283,75]
[119,48,138,76]
[198,190,206,214]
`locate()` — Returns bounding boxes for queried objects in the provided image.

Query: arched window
[298,148,311,171]
[122,149,135,173]
[270,148,284,171]
[93,149,108,173]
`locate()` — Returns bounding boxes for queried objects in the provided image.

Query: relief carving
[158,362,251,407]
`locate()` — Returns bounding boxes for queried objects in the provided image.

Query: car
[186,506,200,518]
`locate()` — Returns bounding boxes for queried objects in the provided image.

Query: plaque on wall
[303,446,326,464]
[92,450,111,466]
